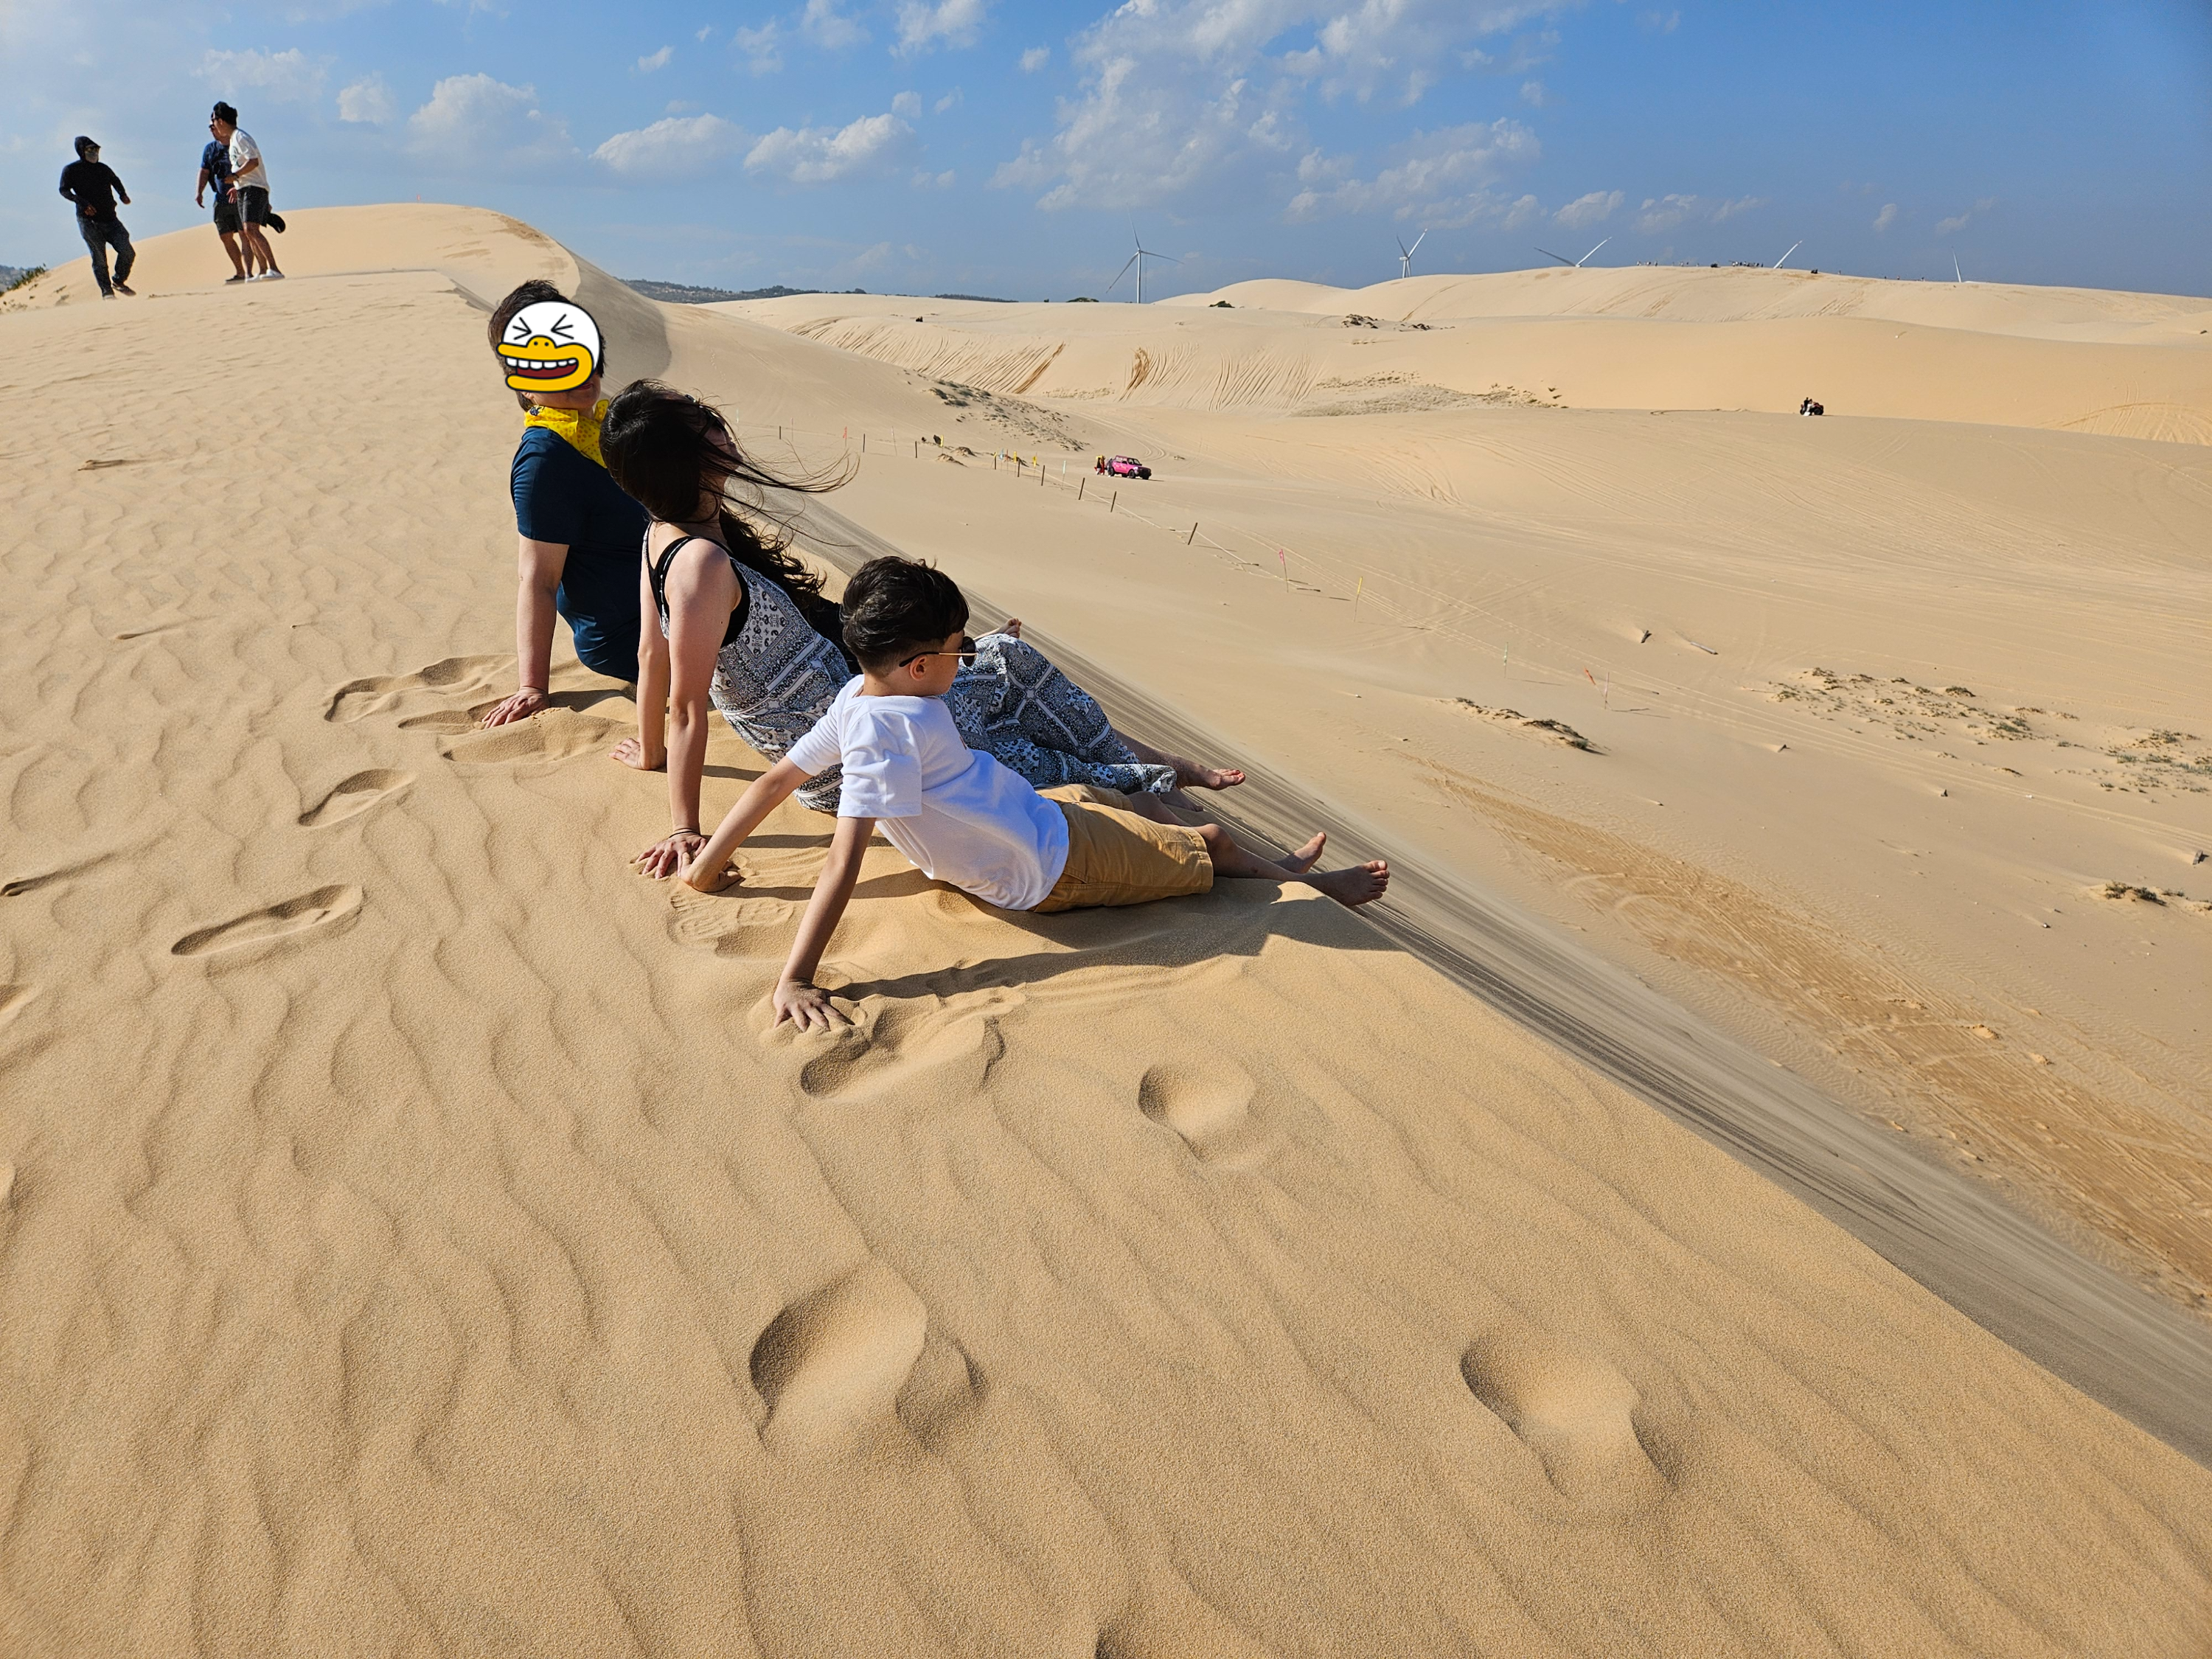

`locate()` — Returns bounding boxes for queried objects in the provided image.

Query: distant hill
[625,279,824,305]
[626,278,1018,305]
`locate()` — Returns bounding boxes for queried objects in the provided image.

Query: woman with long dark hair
[600,381,1241,877]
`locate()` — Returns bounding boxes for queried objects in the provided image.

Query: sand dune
[730,265,2212,441]
[3,205,2210,1654]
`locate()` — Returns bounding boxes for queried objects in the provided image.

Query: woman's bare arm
[631,543,740,877]
[613,549,669,772]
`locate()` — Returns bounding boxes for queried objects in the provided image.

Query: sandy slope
[720,274,2212,1329]
[2,207,2210,1655]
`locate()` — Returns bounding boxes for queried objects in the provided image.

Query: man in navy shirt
[477,281,646,727]
[195,118,247,283]
[58,136,134,298]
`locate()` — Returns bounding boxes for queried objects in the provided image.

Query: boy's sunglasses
[898,636,978,669]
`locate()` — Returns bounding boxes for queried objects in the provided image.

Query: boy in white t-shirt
[681,557,1388,1029]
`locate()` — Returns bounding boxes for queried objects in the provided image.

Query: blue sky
[7,1,2208,299]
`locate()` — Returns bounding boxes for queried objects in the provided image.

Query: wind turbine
[1534,236,1610,268]
[1105,226,1180,305]
[1773,240,1802,269]
[1952,254,1964,284]
[1396,229,1426,280]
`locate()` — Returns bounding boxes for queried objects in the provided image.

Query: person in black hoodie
[58,136,134,298]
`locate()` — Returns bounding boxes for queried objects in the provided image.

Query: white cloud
[897,0,989,55]
[854,241,894,271]
[593,113,748,176]
[696,24,713,42]
[1640,9,1679,32]
[1020,45,1049,72]
[1872,201,1898,233]
[198,48,328,102]
[733,21,783,73]
[1286,119,1540,226]
[636,45,672,72]
[336,74,394,124]
[892,90,922,116]
[407,73,574,165]
[745,108,912,183]
[1519,79,1548,106]
[994,0,1563,212]
[1502,192,1543,231]
[1634,192,1764,232]
[801,0,867,49]
[1554,188,1620,229]
[936,88,964,111]
[1935,196,1997,235]
[912,168,956,188]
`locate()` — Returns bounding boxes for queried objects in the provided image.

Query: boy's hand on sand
[773,981,848,1032]
[480,688,547,728]
[634,831,706,879]
[609,737,665,772]
[676,854,740,894]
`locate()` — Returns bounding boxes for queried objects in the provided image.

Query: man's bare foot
[1000,617,1023,639]
[1308,860,1388,908]
[1278,832,1326,874]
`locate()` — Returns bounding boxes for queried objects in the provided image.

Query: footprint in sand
[793,1001,1011,1104]
[667,884,796,959]
[324,655,509,723]
[1459,1326,1673,1519]
[1138,1060,1276,1168]
[750,1259,933,1451]
[171,885,363,959]
[434,709,620,766]
[0,985,32,1023]
[298,770,412,827]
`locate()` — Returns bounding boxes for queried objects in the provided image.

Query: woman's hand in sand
[480,687,548,728]
[773,979,849,1032]
[634,830,706,879]
[610,736,666,772]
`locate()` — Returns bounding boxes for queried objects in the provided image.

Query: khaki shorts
[1032,785,1212,912]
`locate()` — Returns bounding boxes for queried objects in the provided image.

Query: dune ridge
[1,206,2208,1655]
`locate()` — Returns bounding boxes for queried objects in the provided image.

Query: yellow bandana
[522,398,608,467]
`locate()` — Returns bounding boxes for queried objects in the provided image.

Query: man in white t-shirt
[681,557,1388,1029]
[209,102,282,281]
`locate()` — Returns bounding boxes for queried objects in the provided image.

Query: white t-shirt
[785,680,1070,911]
[229,130,268,195]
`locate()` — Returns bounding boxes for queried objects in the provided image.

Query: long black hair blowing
[599,380,852,644]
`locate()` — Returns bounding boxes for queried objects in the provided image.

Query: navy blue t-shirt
[510,426,647,680]
[201,140,232,206]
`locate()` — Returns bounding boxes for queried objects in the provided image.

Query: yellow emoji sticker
[500,300,601,394]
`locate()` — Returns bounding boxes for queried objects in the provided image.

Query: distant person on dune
[599,381,1242,880]
[479,280,647,729]
[209,104,281,281]
[58,136,134,299]
[678,556,1387,1031]
[195,116,246,283]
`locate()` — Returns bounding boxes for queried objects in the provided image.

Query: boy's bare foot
[1278,831,1326,874]
[1000,617,1023,639]
[1309,860,1389,908]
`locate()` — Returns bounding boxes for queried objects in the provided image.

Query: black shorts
[234,185,270,226]
[213,199,241,234]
